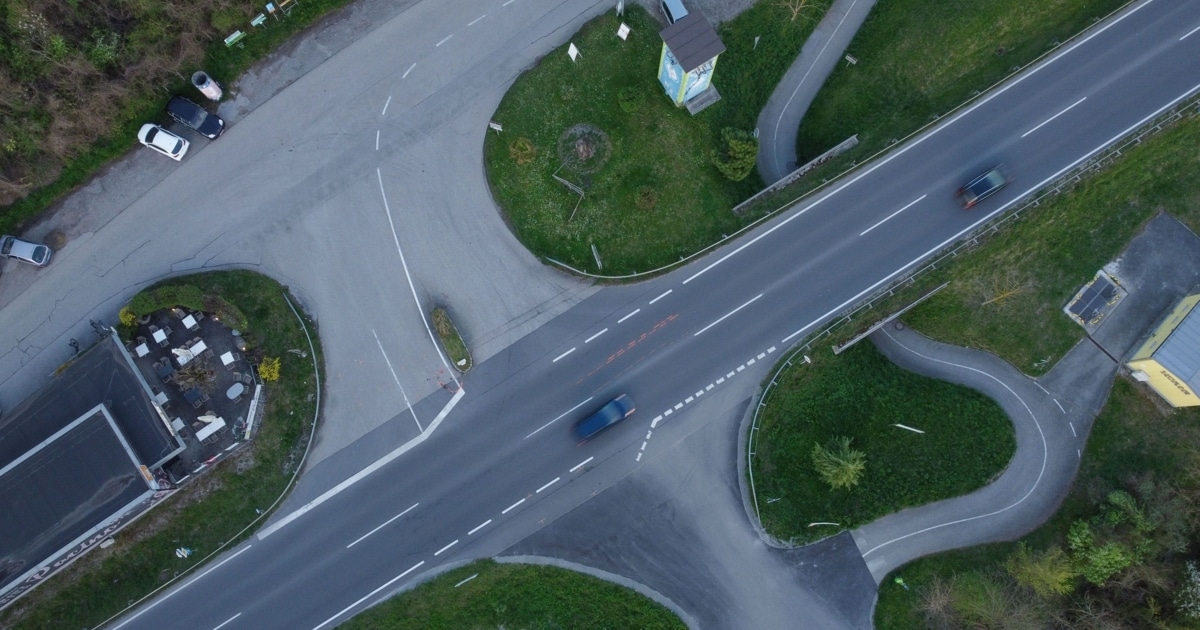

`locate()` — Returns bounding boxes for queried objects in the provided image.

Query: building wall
[1127,293,1200,407]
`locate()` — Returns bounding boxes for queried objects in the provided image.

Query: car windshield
[1,239,11,256]
[144,127,158,143]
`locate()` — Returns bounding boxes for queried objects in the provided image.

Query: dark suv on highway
[575,395,635,442]
[956,166,1009,209]
[166,96,225,139]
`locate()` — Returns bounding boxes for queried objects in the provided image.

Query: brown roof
[660,12,726,72]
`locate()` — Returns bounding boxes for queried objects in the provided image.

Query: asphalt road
[5,0,1199,628]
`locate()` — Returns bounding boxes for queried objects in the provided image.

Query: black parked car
[166,96,225,139]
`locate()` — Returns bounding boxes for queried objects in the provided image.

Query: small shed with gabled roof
[1127,291,1200,407]
[657,10,725,109]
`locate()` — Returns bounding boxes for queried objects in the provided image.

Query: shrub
[811,436,866,489]
[711,127,758,181]
[259,356,281,382]
[118,306,136,327]
[1005,544,1076,598]
[617,86,641,113]
[509,137,536,165]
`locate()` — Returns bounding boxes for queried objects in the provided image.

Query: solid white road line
[859,195,926,236]
[312,561,424,630]
[1021,97,1086,138]
[258,388,465,539]
[649,289,672,304]
[347,503,419,548]
[525,397,593,439]
[110,546,254,629]
[618,309,640,323]
[687,0,1157,288]
[570,456,593,472]
[212,613,241,630]
[694,294,763,337]
[468,519,491,535]
[376,169,459,386]
[373,330,420,432]
[783,81,1200,346]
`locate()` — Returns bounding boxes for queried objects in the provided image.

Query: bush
[258,356,281,382]
[617,86,641,113]
[811,436,866,489]
[711,127,758,181]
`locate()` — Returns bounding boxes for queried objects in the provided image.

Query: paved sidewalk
[756,0,876,183]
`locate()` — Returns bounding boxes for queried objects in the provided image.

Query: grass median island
[342,559,686,630]
[0,271,322,630]
[483,2,832,276]
[753,342,1015,545]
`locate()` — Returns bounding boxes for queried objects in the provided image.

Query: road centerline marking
[552,347,576,362]
[502,498,525,514]
[434,540,458,556]
[618,309,640,323]
[347,503,419,548]
[570,456,593,472]
[860,195,926,236]
[525,397,594,439]
[1021,96,1087,138]
[649,289,672,304]
[694,294,763,336]
[468,520,492,535]
[536,477,560,493]
[585,328,608,343]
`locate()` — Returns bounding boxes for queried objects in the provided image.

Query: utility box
[191,71,223,101]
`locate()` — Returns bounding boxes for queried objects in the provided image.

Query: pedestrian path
[755,0,877,183]
[851,322,1114,583]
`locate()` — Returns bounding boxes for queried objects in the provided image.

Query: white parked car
[0,235,53,267]
[137,123,189,161]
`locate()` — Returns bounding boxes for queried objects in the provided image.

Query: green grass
[753,342,1015,544]
[874,378,1200,629]
[0,271,322,630]
[484,3,831,275]
[794,0,1129,164]
[431,306,472,372]
[341,559,685,630]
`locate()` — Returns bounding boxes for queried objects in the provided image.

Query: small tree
[1005,544,1076,598]
[1178,561,1200,621]
[811,436,866,489]
[259,356,281,382]
[711,128,758,182]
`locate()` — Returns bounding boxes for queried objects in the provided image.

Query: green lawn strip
[342,559,685,630]
[0,271,321,630]
[483,3,831,275]
[753,342,1014,544]
[793,0,1129,165]
[1,0,357,235]
[431,306,472,372]
[874,378,1200,628]
[903,113,1200,374]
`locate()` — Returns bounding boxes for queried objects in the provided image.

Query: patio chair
[191,397,204,409]
[242,373,254,385]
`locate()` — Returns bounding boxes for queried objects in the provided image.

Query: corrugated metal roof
[1155,301,1200,392]
[660,12,725,72]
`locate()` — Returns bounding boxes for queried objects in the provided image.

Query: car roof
[2,236,48,263]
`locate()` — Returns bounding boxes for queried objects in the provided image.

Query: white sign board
[488,121,503,132]
[617,23,630,40]
[568,42,581,61]
[616,0,624,15]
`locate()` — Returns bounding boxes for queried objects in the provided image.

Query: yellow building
[1127,292,1200,407]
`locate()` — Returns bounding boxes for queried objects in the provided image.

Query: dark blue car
[575,395,635,442]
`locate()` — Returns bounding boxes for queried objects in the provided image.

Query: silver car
[137,123,190,161]
[0,235,53,267]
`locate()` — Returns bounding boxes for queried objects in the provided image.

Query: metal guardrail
[745,92,1200,525]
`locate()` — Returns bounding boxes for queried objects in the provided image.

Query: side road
[755,0,877,182]
[852,322,1116,583]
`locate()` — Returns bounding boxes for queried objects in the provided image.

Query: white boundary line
[525,397,593,439]
[258,388,465,540]
[109,546,253,629]
[694,294,763,337]
[372,330,421,431]
[312,561,424,630]
[347,503,419,548]
[860,329,1048,557]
